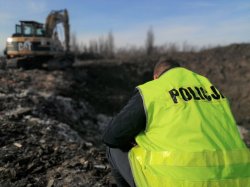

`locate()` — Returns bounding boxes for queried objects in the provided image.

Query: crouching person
[103,58,250,187]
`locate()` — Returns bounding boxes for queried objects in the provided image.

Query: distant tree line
[70,31,114,60]
[70,27,202,60]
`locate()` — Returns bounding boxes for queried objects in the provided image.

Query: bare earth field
[0,44,249,186]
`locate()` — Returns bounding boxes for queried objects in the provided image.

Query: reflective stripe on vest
[129,67,250,187]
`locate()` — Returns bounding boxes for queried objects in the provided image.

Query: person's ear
[153,74,158,80]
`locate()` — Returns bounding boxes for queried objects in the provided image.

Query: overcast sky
[0,0,250,53]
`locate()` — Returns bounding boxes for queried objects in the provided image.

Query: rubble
[0,68,112,186]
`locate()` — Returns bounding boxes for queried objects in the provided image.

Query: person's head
[153,58,181,79]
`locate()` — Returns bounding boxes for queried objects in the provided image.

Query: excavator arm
[45,9,70,52]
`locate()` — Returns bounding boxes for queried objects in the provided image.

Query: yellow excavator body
[4,9,73,69]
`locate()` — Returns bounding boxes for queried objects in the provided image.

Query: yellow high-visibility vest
[129,67,250,187]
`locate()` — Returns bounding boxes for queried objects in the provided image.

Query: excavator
[2,9,74,69]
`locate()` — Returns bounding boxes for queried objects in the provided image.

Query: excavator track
[0,57,7,69]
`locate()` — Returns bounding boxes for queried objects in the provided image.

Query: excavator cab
[5,20,52,60]
[13,21,45,37]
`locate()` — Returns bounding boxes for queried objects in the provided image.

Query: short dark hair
[154,58,180,78]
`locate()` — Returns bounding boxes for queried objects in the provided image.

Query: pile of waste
[0,69,112,187]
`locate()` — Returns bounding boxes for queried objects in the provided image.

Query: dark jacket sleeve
[103,90,146,150]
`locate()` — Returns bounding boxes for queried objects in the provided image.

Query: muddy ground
[0,44,249,186]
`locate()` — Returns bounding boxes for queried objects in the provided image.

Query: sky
[0,0,250,53]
